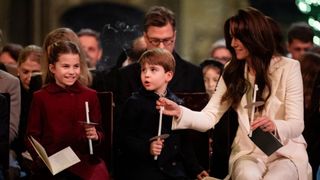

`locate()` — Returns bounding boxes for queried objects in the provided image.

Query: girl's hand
[156,97,181,118]
[84,125,99,141]
[150,139,164,156]
[251,116,276,133]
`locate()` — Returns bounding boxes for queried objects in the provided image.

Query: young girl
[26,41,109,179]
[200,59,224,98]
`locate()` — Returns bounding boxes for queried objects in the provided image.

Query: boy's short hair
[139,48,175,73]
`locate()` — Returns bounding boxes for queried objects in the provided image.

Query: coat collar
[268,56,286,74]
[44,81,83,94]
[138,87,183,104]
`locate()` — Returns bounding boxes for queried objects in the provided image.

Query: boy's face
[140,62,173,95]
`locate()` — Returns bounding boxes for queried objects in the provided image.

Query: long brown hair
[222,7,274,109]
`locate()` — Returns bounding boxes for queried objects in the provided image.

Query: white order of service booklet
[28,136,81,175]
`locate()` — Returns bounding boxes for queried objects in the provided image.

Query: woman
[157,7,310,180]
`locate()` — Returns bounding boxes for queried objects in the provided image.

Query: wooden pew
[175,92,210,170]
[97,92,114,170]
[175,92,238,178]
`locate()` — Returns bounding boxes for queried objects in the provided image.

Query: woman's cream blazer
[172,56,311,180]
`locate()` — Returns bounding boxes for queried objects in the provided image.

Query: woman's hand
[156,97,181,118]
[196,170,209,180]
[251,116,276,133]
[84,125,99,141]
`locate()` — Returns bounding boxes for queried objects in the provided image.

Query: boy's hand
[150,139,164,156]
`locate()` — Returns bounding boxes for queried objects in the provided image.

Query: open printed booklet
[28,136,81,175]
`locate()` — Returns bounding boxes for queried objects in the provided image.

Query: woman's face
[17,58,41,90]
[231,37,250,61]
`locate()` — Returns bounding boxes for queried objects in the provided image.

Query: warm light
[308,17,320,31]
[313,36,320,45]
[296,0,320,43]
[298,1,311,13]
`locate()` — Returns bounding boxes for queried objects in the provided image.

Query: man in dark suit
[116,6,205,107]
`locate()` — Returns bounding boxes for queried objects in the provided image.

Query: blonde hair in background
[42,27,92,86]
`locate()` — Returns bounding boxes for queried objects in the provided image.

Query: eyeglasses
[145,35,175,46]
[292,47,311,52]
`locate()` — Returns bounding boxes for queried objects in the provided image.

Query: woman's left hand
[251,116,276,133]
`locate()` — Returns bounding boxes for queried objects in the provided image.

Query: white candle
[85,101,93,155]
[154,106,164,160]
[249,84,259,137]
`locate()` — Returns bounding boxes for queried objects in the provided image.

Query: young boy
[119,48,208,180]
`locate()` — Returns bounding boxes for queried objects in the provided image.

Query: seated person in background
[210,39,232,65]
[119,48,208,180]
[0,93,9,180]
[300,52,320,179]
[26,41,109,179]
[0,43,23,66]
[77,28,103,69]
[0,69,21,179]
[0,70,20,145]
[121,35,147,67]
[200,59,238,178]
[11,45,42,175]
[200,59,224,98]
[0,43,23,76]
[90,35,147,92]
[287,21,314,60]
